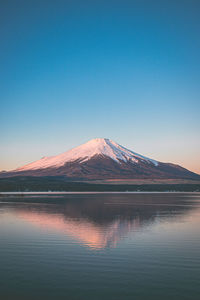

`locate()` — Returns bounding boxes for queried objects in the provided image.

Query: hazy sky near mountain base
[1,0,200,174]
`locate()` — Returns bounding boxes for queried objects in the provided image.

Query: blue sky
[1,0,200,173]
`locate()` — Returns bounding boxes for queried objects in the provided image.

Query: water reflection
[0,193,198,249]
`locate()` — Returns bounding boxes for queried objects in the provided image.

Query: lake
[0,193,200,300]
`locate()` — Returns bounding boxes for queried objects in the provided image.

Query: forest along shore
[0,176,200,192]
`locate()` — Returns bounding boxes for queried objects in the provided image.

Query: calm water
[0,193,200,300]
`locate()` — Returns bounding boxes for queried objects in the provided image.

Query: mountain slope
[1,138,199,180]
[16,138,158,171]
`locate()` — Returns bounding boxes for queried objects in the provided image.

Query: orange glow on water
[17,210,140,249]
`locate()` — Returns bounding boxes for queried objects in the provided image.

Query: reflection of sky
[1,1,200,174]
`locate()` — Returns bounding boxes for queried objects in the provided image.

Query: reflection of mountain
[18,211,141,249]
[12,194,194,249]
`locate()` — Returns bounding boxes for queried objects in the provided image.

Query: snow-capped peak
[16,138,159,171]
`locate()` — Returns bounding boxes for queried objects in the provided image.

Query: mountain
[1,138,199,180]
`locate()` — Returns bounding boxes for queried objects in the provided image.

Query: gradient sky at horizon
[1,0,200,174]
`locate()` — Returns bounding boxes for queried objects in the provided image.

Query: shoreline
[1,191,200,195]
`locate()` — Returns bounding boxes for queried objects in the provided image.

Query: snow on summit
[16,138,159,171]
